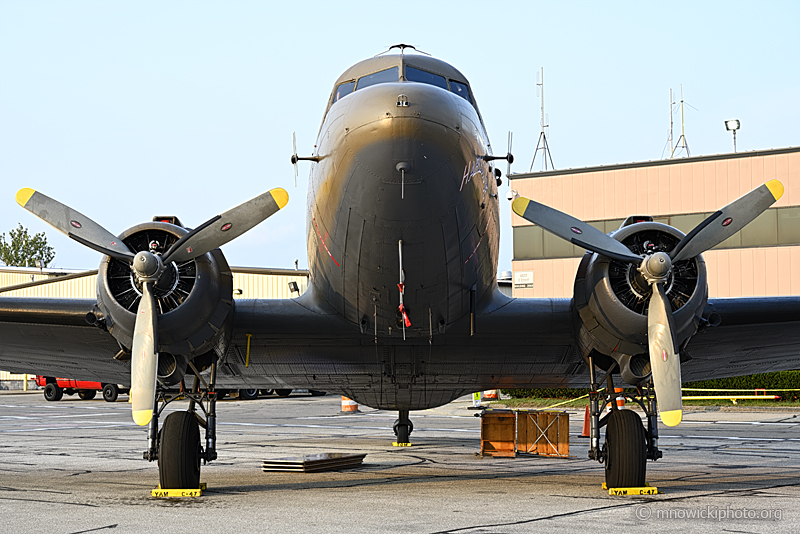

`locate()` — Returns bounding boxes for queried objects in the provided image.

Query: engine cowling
[573,221,708,386]
[94,221,234,385]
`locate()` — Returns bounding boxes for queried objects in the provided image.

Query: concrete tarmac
[0,391,798,533]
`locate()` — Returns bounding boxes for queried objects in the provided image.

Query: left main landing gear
[393,410,413,445]
[143,358,219,489]
[586,354,661,488]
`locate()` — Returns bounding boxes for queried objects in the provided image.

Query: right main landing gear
[143,359,219,489]
[159,411,202,489]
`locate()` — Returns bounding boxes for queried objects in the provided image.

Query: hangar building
[508,146,800,298]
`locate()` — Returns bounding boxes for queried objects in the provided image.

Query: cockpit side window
[334,81,356,103]
[356,67,399,90]
[449,80,472,103]
[405,66,448,90]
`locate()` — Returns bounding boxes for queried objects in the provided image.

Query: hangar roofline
[0,265,311,277]
[508,145,800,180]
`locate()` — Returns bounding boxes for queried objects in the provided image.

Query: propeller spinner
[512,179,784,426]
[16,187,289,425]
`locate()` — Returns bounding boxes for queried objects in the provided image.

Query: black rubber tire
[275,389,292,397]
[604,409,647,488]
[259,389,274,396]
[43,383,63,402]
[78,390,96,401]
[216,389,227,399]
[393,419,414,438]
[102,384,119,403]
[238,388,259,401]
[158,411,202,489]
[309,390,327,396]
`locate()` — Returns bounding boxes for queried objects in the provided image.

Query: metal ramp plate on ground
[262,452,367,473]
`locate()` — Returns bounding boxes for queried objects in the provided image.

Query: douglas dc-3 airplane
[1,46,799,490]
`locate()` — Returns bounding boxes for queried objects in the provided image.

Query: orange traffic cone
[341,396,359,413]
[580,405,590,437]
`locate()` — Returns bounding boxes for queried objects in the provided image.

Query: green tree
[0,224,56,267]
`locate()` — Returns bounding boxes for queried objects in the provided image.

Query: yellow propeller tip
[270,188,289,210]
[15,188,35,207]
[660,409,682,427]
[133,410,153,426]
[765,179,784,201]
[511,197,530,217]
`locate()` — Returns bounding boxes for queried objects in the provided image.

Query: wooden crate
[480,411,516,457]
[516,410,569,457]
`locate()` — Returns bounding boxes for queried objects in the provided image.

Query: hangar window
[405,66,448,90]
[356,67,399,90]
[334,81,356,102]
[512,206,800,261]
[449,80,472,103]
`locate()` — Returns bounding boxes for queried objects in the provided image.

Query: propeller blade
[162,188,289,264]
[130,281,159,426]
[511,197,642,264]
[671,180,784,262]
[647,282,682,426]
[15,188,134,262]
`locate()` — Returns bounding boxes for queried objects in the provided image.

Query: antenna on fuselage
[291,131,321,187]
[506,131,513,178]
[376,44,431,57]
[529,67,555,171]
[292,132,298,187]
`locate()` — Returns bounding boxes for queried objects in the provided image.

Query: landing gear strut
[143,358,219,489]
[586,354,661,488]
[393,410,413,445]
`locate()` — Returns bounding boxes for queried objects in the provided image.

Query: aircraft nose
[336,83,466,197]
[341,82,464,134]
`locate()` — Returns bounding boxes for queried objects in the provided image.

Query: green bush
[502,388,591,399]
[684,370,800,391]
[503,370,800,400]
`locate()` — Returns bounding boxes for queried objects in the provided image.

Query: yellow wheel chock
[602,482,659,495]
[151,482,207,498]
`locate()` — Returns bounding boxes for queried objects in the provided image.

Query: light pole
[725,119,740,153]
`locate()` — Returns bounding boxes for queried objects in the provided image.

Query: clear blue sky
[2,1,798,272]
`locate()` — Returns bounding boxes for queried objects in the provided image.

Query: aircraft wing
[0,295,342,388]
[681,296,800,382]
[0,293,798,390]
[0,298,129,383]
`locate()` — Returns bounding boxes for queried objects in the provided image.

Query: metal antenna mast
[667,89,675,157]
[529,67,555,171]
[670,84,690,158]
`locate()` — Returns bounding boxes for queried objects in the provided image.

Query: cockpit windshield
[405,66,448,90]
[331,62,475,111]
[334,81,355,102]
[449,80,471,104]
[356,67,399,90]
